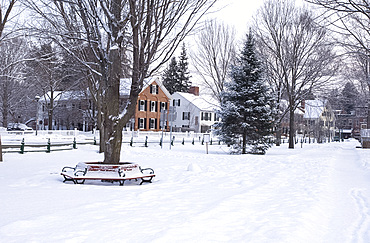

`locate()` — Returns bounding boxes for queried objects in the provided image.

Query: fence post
[0,136,2,162]
[130,137,133,147]
[73,137,77,149]
[94,136,97,145]
[182,138,185,145]
[145,136,148,147]
[20,138,25,154]
[46,138,51,153]
[192,138,194,145]
[159,138,162,147]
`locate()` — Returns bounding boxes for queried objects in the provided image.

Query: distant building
[171,87,220,133]
[131,77,172,131]
[301,99,336,141]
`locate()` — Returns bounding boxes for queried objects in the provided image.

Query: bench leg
[119,180,125,186]
[75,179,85,184]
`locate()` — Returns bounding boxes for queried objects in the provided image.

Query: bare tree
[0,0,17,40]
[254,0,336,149]
[0,37,29,127]
[306,0,370,127]
[191,19,236,102]
[24,0,217,163]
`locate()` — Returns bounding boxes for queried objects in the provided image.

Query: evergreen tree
[162,57,179,94]
[341,81,359,114]
[177,42,192,92]
[216,32,274,154]
[162,43,192,94]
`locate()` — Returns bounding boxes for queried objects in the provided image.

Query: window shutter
[144,100,147,111]
[138,100,140,111]
[182,112,184,120]
[138,118,140,129]
[150,85,153,94]
[165,102,168,110]
[156,86,159,94]
[173,100,175,106]
[178,99,180,106]
[155,101,158,112]
[144,118,147,129]
[201,112,204,120]
[155,119,158,129]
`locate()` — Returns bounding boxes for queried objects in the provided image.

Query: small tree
[177,43,192,92]
[341,81,359,114]
[216,32,274,154]
[163,43,192,95]
[163,57,180,95]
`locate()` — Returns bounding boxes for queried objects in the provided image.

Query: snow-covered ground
[1,137,370,242]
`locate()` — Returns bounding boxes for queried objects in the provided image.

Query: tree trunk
[0,136,3,162]
[367,101,370,129]
[102,47,122,164]
[288,107,295,149]
[275,124,282,146]
[242,131,247,154]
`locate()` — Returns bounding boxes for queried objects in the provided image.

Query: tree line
[0,0,369,157]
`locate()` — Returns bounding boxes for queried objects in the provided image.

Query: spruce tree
[177,42,192,92]
[341,81,359,114]
[216,32,274,154]
[162,57,179,94]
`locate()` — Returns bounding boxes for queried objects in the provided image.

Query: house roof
[303,100,327,119]
[39,91,86,102]
[174,92,219,111]
[120,77,172,99]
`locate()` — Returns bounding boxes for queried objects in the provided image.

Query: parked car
[7,123,33,131]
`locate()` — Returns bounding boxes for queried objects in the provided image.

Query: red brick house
[134,77,172,131]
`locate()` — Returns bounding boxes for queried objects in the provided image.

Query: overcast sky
[210,0,264,37]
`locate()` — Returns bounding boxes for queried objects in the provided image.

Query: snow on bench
[61,162,155,186]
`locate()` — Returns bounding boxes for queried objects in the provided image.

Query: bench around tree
[61,162,155,186]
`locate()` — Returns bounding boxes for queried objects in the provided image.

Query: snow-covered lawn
[1,138,370,242]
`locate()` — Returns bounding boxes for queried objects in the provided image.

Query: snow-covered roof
[174,92,219,111]
[303,100,327,119]
[120,77,172,99]
[39,91,86,102]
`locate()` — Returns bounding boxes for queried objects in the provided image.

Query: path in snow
[324,142,370,243]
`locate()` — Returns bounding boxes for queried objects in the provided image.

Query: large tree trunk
[288,107,295,149]
[103,47,122,164]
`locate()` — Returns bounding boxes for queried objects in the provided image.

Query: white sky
[209,0,264,38]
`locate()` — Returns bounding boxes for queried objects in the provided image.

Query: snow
[1,136,370,242]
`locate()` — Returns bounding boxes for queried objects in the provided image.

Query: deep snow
[1,136,370,242]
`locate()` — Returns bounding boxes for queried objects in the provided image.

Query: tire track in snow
[350,189,370,243]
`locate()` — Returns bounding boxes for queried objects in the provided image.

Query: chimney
[189,86,199,96]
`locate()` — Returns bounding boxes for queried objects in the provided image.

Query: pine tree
[216,32,275,154]
[162,43,192,94]
[162,57,179,95]
[341,81,359,114]
[177,42,192,92]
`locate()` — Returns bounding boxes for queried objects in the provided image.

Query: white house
[302,99,336,140]
[171,87,219,133]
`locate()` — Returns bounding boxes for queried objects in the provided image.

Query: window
[149,118,155,129]
[173,99,181,106]
[150,85,158,94]
[150,101,157,112]
[201,112,212,121]
[160,102,167,112]
[182,112,190,120]
[138,118,145,129]
[139,100,146,111]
